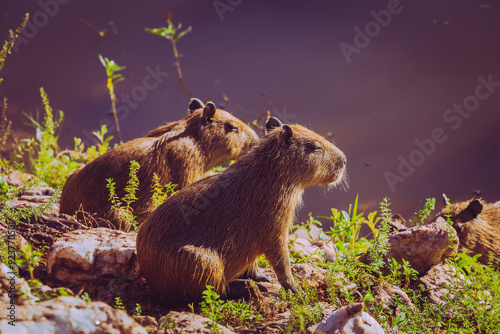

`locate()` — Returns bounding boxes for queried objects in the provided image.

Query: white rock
[47,228,140,283]
[161,311,235,333]
[314,303,384,334]
[385,217,458,275]
[293,263,327,289]
[0,296,147,334]
[0,263,38,306]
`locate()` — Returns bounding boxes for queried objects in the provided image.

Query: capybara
[60,99,259,231]
[436,198,500,266]
[137,117,347,305]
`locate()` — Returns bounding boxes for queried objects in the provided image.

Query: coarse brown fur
[136,117,347,305]
[436,198,500,266]
[60,99,259,231]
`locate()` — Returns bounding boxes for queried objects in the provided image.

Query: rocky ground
[0,178,467,333]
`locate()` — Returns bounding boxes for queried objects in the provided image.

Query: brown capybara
[60,99,259,231]
[436,198,500,266]
[136,117,347,305]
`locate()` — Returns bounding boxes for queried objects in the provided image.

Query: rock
[293,224,330,241]
[3,211,89,249]
[47,228,140,283]
[367,283,413,315]
[0,296,147,333]
[290,237,324,261]
[160,311,235,333]
[0,222,29,252]
[413,262,458,305]
[314,303,384,334]
[134,316,158,333]
[306,305,337,334]
[292,263,327,289]
[0,263,38,306]
[245,311,291,334]
[290,225,338,262]
[1,170,34,187]
[384,217,458,275]
[18,186,55,202]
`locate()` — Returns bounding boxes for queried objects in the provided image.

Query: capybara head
[260,116,347,188]
[444,199,483,232]
[148,99,259,169]
[192,100,259,167]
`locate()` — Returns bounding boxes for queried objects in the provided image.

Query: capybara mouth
[328,165,349,191]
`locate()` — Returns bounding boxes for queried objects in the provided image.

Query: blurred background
[1,0,499,225]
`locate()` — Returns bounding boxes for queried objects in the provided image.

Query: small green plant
[387,258,419,289]
[16,242,42,281]
[0,13,29,86]
[99,54,127,144]
[199,285,262,331]
[23,88,65,186]
[410,197,436,226]
[151,173,177,210]
[366,197,392,276]
[107,160,140,230]
[114,297,126,311]
[145,13,192,100]
[199,285,224,333]
[442,194,458,250]
[279,282,323,334]
[73,124,114,160]
[322,195,379,255]
[79,292,92,302]
[133,303,142,317]
[160,314,183,333]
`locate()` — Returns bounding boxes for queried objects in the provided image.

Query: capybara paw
[224,279,268,300]
[252,273,272,283]
[281,283,299,293]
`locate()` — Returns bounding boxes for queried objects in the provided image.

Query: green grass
[195,196,500,333]
[200,285,262,332]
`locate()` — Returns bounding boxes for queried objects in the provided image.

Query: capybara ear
[189,98,205,113]
[282,125,293,145]
[265,117,283,134]
[466,199,483,218]
[203,102,217,122]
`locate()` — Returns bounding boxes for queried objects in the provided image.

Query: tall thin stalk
[145,13,192,101]
[99,54,127,145]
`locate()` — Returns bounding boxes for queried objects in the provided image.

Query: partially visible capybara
[60,99,259,231]
[137,117,347,305]
[436,198,500,266]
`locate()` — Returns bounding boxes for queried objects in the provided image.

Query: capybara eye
[225,123,239,133]
[307,143,323,152]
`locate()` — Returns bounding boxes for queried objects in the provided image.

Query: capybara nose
[338,152,347,168]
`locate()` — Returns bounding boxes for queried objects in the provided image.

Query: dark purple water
[1,0,500,225]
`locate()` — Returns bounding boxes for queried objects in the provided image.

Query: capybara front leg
[266,243,298,293]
